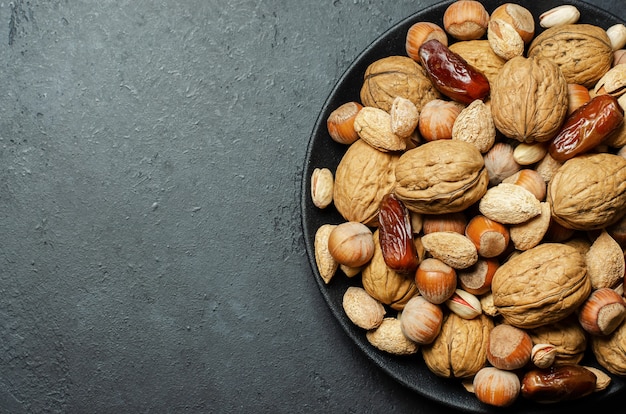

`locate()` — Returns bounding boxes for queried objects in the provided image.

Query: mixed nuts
[310,0,626,408]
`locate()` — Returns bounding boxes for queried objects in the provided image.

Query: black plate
[301,1,626,412]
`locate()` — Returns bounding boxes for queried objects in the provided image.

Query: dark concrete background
[0,0,624,413]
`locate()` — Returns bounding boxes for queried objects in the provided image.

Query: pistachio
[607,24,626,51]
[445,289,482,319]
[310,167,334,209]
[531,343,557,369]
[539,5,580,28]
[314,224,339,284]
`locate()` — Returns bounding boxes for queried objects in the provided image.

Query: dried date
[418,39,490,104]
[549,94,624,162]
[378,193,419,274]
[521,365,596,403]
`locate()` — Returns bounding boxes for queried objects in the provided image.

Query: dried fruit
[378,193,419,274]
[548,94,624,162]
[521,365,596,403]
[418,39,490,104]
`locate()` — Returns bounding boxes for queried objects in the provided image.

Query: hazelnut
[567,84,591,115]
[405,22,448,61]
[326,101,362,145]
[422,212,467,235]
[502,169,547,201]
[483,142,521,186]
[418,99,464,141]
[443,0,489,41]
[457,258,498,295]
[490,3,535,44]
[615,49,626,66]
[473,367,521,407]
[415,257,457,304]
[487,323,533,370]
[328,221,375,268]
[400,295,443,344]
[578,287,626,336]
[465,214,510,258]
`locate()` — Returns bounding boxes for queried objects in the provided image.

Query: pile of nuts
[310,0,626,408]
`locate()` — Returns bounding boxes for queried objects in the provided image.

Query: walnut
[448,40,506,87]
[394,140,488,214]
[528,24,613,88]
[361,229,418,311]
[333,139,399,226]
[491,56,568,143]
[529,317,587,366]
[491,243,591,329]
[591,318,626,376]
[359,55,441,113]
[422,312,493,378]
[548,153,626,231]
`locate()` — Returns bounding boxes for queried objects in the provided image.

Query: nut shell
[492,243,591,329]
[548,153,626,230]
[333,139,399,226]
[528,24,613,88]
[362,230,419,311]
[491,56,568,143]
[394,140,488,214]
[342,286,386,330]
[422,312,493,378]
[360,55,441,113]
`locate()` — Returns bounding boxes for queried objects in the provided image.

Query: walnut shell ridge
[333,139,399,226]
[548,153,626,231]
[394,140,488,214]
[491,56,568,143]
[492,243,591,329]
[360,55,441,113]
[528,24,613,88]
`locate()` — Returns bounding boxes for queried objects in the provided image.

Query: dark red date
[378,193,419,274]
[418,39,490,104]
[521,365,597,404]
[549,94,624,162]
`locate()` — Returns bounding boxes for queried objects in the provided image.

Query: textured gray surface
[0,0,624,413]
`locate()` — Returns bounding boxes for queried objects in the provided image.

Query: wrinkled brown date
[549,94,624,162]
[418,39,490,104]
[521,365,597,403]
[378,193,419,274]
